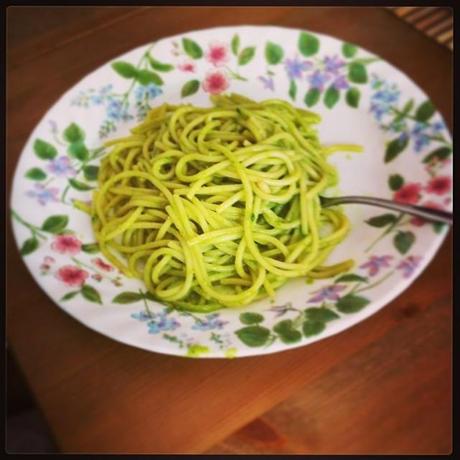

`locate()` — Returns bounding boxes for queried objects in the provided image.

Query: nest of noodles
[91,94,354,312]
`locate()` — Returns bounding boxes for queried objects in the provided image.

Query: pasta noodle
[92,93,359,312]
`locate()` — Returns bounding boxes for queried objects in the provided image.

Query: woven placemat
[388,7,453,50]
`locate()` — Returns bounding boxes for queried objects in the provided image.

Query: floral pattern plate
[10,26,452,358]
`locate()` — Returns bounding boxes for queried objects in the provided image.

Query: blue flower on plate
[106,98,133,122]
[147,311,181,334]
[131,311,152,322]
[90,94,104,105]
[135,83,162,101]
[26,183,60,206]
[431,120,445,133]
[106,99,123,120]
[369,80,400,123]
[411,122,431,153]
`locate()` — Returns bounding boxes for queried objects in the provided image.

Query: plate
[10,26,452,358]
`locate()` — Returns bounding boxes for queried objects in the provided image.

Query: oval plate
[10,26,452,358]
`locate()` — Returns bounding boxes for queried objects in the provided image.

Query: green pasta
[92,93,359,312]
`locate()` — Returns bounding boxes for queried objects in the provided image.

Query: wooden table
[6,7,452,454]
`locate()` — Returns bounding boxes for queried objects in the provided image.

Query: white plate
[10,26,452,358]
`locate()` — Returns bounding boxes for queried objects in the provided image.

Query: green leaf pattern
[238,47,256,66]
[182,38,203,59]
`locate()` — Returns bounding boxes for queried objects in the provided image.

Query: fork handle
[321,195,453,225]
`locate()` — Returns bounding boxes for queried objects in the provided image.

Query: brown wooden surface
[6,7,452,454]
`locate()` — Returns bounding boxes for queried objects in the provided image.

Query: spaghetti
[91,93,359,311]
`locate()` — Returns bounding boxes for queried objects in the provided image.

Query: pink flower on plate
[425,176,451,195]
[393,183,422,205]
[178,61,196,73]
[51,235,82,255]
[202,70,229,95]
[92,257,113,272]
[56,265,89,287]
[410,201,442,226]
[205,42,230,67]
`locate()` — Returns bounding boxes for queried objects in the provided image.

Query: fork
[319,195,452,225]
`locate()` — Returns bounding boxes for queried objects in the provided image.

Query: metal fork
[320,195,453,225]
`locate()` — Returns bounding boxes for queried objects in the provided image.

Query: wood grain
[6,7,452,454]
[208,237,452,454]
[389,6,453,49]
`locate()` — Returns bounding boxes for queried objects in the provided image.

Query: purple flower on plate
[284,57,312,80]
[308,284,347,303]
[191,313,228,331]
[397,256,422,278]
[359,255,393,277]
[258,76,275,91]
[333,75,349,90]
[268,304,292,318]
[323,55,345,75]
[26,183,59,206]
[48,120,58,134]
[308,70,330,91]
[47,156,77,177]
